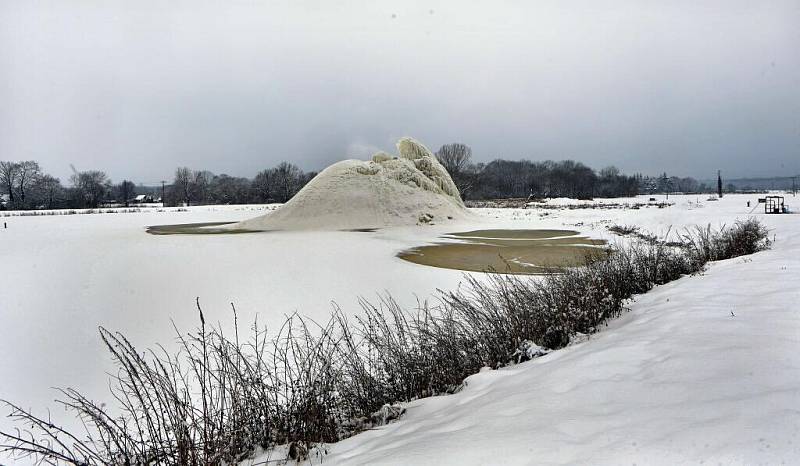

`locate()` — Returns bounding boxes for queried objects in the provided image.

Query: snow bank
[234,138,469,231]
[243,209,800,465]
[236,196,798,466]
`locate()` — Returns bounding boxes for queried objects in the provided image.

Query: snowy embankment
[244,195,797,466]
[280,243,799,465]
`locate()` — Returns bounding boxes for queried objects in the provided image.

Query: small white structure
[133,194,154,204]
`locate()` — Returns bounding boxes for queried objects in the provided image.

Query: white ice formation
[234,137,468,231]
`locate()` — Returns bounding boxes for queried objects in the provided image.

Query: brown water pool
[398,229,608,274]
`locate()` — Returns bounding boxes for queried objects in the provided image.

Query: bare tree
[252,168,275,202]
[173,167,193,206]
[436,143,472,175]
[436,143,474,197]
[0,161,19,205]
[71,170,111,208]
[15,161,41,207]
[116,180,136,207]
[210,174,251,204]
[272,162,303,203]
[192,170,213,205]
[33,174,63,209]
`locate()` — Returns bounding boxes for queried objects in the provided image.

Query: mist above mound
[234,138,469,231]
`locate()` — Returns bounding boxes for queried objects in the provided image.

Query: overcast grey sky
[1,0,798,183]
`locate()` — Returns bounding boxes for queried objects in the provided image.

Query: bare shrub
[682,218,771,265]
[607,224,639,235]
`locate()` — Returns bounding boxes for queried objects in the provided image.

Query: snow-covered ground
[286,218,799,465]
[0,205,467,436]
[1,194,798,464]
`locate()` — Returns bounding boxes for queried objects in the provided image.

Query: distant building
[133,194,155,203]
[0,193,9,209]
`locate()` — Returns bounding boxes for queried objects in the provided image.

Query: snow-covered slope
[283,249,798,465]
[243,196,800,466]
[234,137,468,231]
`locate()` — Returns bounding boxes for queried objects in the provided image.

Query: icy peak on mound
[235,137,469,231]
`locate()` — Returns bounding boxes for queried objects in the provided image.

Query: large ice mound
[235,137,469,231]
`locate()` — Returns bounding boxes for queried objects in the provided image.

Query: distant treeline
[0,160,317,210]
[699,176,798,193]
[435,143,718,200]
[0,146,751,210]
[0,161,116,210]
[164,163,317,207]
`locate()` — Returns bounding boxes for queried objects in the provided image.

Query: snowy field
[1,194,798,465]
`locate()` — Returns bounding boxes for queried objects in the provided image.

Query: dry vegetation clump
[681,218,771,264]
[1,220,770,465]
[607,224,643,237]
[465,200,674,210]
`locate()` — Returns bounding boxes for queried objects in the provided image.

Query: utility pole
[161,180,166,206]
